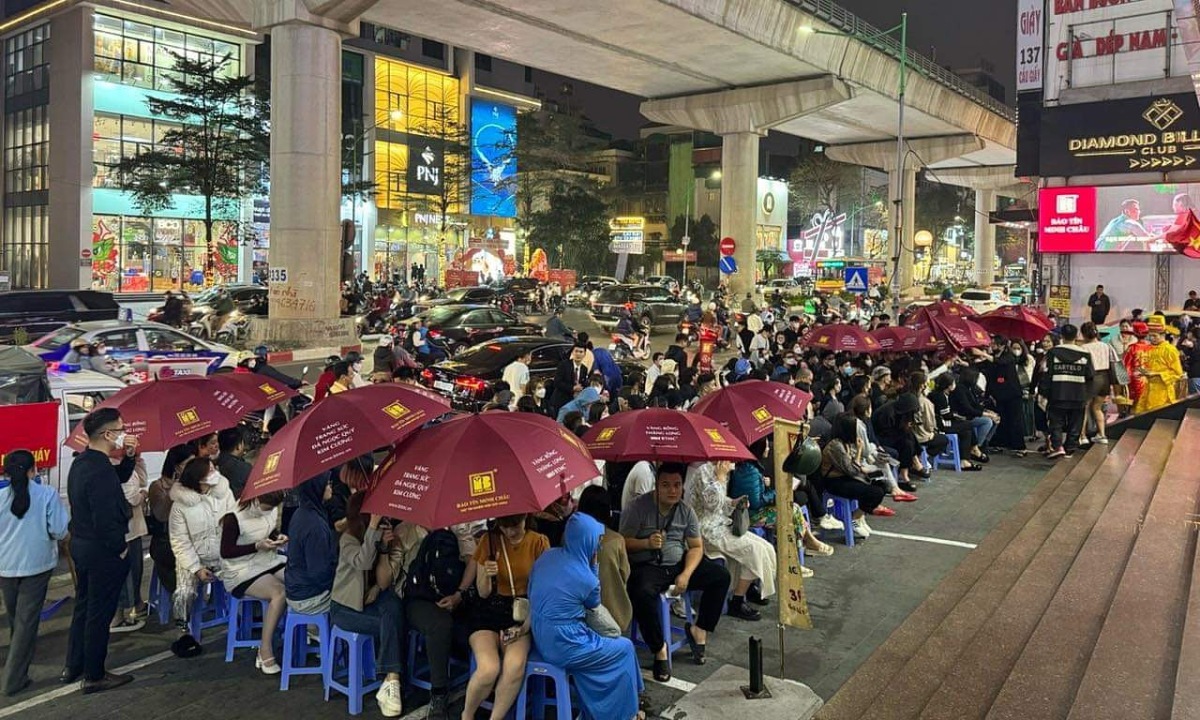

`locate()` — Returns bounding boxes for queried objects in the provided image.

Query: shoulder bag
[585,604,622,638]
[730,497,750,537]
[500,536,530,623]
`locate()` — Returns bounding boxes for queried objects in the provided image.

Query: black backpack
[402,529,466,602]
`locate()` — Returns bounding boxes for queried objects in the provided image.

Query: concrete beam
[825,134,985,171]
[640,76,853,135]
[254,0,377,35]
[931,165,1034,199]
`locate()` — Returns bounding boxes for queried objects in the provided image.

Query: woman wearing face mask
[168,457,236,640]
[985,341,1029,457]
[218,491,288,674]
[1008,340,1036,442]
[522,378,551,416]
[817,377,844,421]
[344,351,369,388]
[0,450,69,696]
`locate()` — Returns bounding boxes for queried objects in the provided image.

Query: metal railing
[790,0,1017,121]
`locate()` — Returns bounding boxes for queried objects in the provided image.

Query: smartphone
[268,530,281,541]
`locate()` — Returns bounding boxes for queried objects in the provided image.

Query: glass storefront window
[90,215,239,292]
[92,14,241,92]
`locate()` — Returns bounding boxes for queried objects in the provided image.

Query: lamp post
[802,12,908,312]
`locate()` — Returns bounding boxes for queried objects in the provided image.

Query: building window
[475,53,492,72]
[3,23,49,99]
[1,205,48,289]
[359,22,409,50]
[90,214,239,293]
[3,105,49,194]
[91,112,185,189]
[92,14,241,91]
[421,39,445,61]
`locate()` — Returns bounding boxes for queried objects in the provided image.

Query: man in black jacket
[63,407,137,694]
[215,427,252,499]
[1087,285,1112,326]
[549,343,588,416]
[1040,324,1094,459]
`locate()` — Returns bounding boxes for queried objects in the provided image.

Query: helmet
[344,351,363,364]
[324,354,342,369]
[782,436,822,477]
[253,344,269,358]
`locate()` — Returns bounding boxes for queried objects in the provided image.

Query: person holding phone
[168,457,236,644]
[218,490,288,675]
[462,514,548,720]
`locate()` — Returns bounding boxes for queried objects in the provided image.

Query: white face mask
[535,388,547,399]
[1012,349,1023,357]
[109,430,126,448]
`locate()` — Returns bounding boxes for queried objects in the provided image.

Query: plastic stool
[324,626,382,716]
[406,630,470,692]
[919,448,932,479]
[188,579,228,642]
[280,611,330,690]
[515,650,580,720]
[824,494,859,547]
[630,593,688,671]
[225,595,269,662]
[148,567,171,625]
[932,434,963,472]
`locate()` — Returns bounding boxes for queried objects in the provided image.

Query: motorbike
[188,310,249,345]
[609,332,650,361]
[240,366,312,450]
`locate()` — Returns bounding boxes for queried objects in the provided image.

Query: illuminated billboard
[470,99,517,218]
[1038,184,1198,253]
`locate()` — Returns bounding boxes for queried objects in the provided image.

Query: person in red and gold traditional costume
[1132,314,1184,414]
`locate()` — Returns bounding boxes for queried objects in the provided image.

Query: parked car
[756,278,800,295]
[26,320,237,375]
[0,290,120,342]
[959,288,1006,314]
[567,276,620,307]
[645,275,680,292]
[405,305,541,356]
[422,286,499,311]
[590,284,687,329]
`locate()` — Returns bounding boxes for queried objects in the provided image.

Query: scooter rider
[546,306,574,341]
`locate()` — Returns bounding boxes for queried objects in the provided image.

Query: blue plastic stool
[630,593,688,671]
[324,626,382,716]
[280,611,330,690]
[919,448,933,479]
[932,434,963,472]
[824,494,859,547]
[148,567,171,625]
[406,629,470,692]
[515,650,581,720]
[225,595,269,662]
[188,579,229,642]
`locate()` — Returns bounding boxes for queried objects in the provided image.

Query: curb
[265,343,363,365]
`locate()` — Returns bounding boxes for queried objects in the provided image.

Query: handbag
[499,535,530,623]
[585,605,622,638]
[1109,344,1130,386]
[730,498,750,537]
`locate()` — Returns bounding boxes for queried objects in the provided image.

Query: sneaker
[1079,437,1090,447]
[1046,448,1066,459]
[376,679,402,718]
[801,565,814,578]
[852,517,872,539]
[1094,436,1109,445]
[819,515,845,532]
[110,617,144,634]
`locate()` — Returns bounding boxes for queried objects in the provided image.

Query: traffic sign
[719,237,736,256]
[719,255,738,275]
[844,266,869,294]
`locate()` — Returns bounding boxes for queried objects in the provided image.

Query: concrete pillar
[888,167,917,293]
[720,131,761,299]
[47,6,94,290]
[974,189,996,288]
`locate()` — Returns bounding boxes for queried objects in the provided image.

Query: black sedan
[412,304,540,356]
[590,284,687,329]
[423,286,498,310]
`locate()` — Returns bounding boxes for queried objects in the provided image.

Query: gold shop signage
[1041,94,1200,176]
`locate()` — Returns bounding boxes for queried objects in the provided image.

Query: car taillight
[455,376,487,394]
[428,329,442,339]
[420,369,433,383]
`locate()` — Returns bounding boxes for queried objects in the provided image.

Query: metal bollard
[741,636,772,699]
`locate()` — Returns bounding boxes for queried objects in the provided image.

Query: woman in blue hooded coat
[556,386,602,424]
[283,472,338,614]
[528,513,644,720]
[590,348,623,398]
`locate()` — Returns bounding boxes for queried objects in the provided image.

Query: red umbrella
[66,376,248,452]
[929,315,993,351]
[692,380,813,445]
[241,384,452,500]
[906,300,978,326]
[870,326,915,351]
[581,408,754,463]
[362,413,598,527]
[210,372,299,412]
[975,305,1054,343]
[802,323,883,354]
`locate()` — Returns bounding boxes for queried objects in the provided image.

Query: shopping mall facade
[0,0,538,292]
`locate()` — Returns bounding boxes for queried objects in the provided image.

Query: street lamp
[802,13,908,310]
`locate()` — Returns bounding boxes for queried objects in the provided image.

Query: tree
[756,248,787,278]
[915,182,973,281]
[525,181,612,275]
[505,109,607,233]
[788,152,866,222]
[669,214,719,266]
[111,53,267,279]
[410,105,472,259]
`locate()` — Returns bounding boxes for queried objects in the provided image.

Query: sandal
[652,658,670,682]
[803,539,834,556]
[684,622,706,665]
[963,462,983,472]
[869,506,896,517]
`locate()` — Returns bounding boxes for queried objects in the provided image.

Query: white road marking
[0,650,174,718]
[869,530,978,549]
[642,670,697,692]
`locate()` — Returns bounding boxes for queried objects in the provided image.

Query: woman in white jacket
[112,455,148,633]
[169,457,236,633]
[219,491,288,674]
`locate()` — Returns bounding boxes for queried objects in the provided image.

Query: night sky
[535,0,1016,142]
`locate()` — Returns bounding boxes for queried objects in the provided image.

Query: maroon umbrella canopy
[975,305,1054,343]
[692,380,812,446]
[802,323,883,354]
[210,372,299,412]
[929,315,993,351]
[581,408,754,463]
[906,300,978,327]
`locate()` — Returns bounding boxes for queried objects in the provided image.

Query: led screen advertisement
[1038,184,1200,253]
[470,99,517,218]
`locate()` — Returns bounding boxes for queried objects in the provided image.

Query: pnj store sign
[1040,94,1200,176]
[406,137,445,194]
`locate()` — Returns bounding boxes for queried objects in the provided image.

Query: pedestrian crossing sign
[844,266,868,294]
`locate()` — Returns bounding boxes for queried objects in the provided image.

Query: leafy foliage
[525,182,612,275]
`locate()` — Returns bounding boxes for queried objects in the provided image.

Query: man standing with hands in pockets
[62,408,139,694]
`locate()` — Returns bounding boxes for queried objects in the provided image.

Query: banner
[1017,0,1044,92]
[0,402,61,468]
[772,418,811,630]
[406,136,445,195]
[470,99,517,218]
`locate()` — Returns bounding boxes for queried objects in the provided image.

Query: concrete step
[914,431,1145,720]
[1065,412,1200,720]
[985,419,1178,720]
[813,452,1086,720]
[1173,424,1200,720]
[855,445,1111,720]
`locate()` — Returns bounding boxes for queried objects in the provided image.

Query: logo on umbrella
[817,335,829,343]
[382,402,412,420]
[752,406,772,424]
[177,408,200,426]
[596,427,618,442]
[705,428,727,444]
[263,451,282,475]
[259,383,277,395]
[469,470,496,498]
